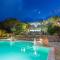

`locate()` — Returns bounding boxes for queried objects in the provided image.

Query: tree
[15,23,30,34]
[47,16,60,35]
[0,29,7,37]
[47,24,60,36]
[0,18,30,35]
[3,18,20,33]
[47,24,55,35]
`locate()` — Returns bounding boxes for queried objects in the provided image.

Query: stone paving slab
[49,42,60,60]
[48,47,55,60]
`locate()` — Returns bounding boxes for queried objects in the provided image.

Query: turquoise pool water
[0,41,50,60]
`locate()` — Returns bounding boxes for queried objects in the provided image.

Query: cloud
[54,8,60,14]
[49,8,60,16]
[38,11,41,14]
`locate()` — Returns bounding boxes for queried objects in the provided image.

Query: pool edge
[47,47,55,60]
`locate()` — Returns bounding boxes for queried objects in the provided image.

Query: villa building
[28,22,48,35]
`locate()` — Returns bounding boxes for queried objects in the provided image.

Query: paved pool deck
[49,42,60,60]
[48,47,55,60]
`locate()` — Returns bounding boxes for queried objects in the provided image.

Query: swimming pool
[0,40,51,60]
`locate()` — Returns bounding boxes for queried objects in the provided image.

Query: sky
[0,0,60,22]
